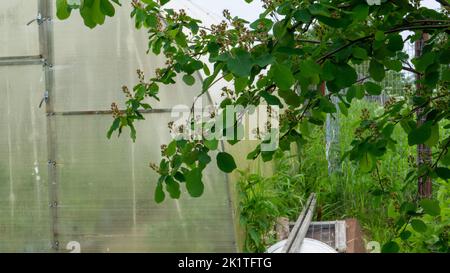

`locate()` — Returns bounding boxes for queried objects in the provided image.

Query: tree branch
[316,23,450,64]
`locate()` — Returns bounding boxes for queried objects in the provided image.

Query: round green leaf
[410,219,427,233]
[227,50,253,77]
[364,81,382,95]
[56,0,72,20]
[436,167,450,180]
[182,74,196,86]
[165,176,181,199]
[420,199,441,216]
[164,141,177,157]
[216,152,237,173]
[381,241,399,253]
[204,139,219,150]
[185,168,204,197]
[352,4,369,21]
[369,59,385,82]
[408,122,432,146]
[270,63,295,90]
[400,230,412,240]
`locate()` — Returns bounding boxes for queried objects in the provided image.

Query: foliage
[58,1,450,252]
[238,100,448,253]
[237,151,305,252]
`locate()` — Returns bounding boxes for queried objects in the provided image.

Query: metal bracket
[47,160,57,167]
[27,13,51,26]
[43,59,53,68]
[39,90,49,108]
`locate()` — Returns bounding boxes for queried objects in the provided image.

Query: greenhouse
[0,0,449,255]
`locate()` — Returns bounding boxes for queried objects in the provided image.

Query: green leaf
[100,0,115,17]
[270,63,295,90]
[56,0,71,20]
[260,91,283,107]
[254,54,275,67]
[319,97,336,113]
[273,20,287,39]
[227,50,253,77]
[204,139,219,150]
[420,199,441,216]
[352,4,369,21]
[154,182,165,203]
[352,46,368,60]
[182,74,196,86]
[424,124,439,147]
[364,81,382,95]
[400,202,417,215]
[299,59,321,78]
[145,13,158,28]
[250,18,273,31]
[278,89,300,107]
[338,102,348,116]
[165,141,177,157]
[247,145,261,160]
[355,85,365,99]
[107,118,121,139]
[386,34,404,52]
[408,122,432,146]
[369,59,385,82]
[436,167,450,180]
[308,3,330,17]
[185,168,204,197]
[234,77,248,92]
[381,241,399,253]
[442,69,450,82]
[322,60,336,81]
[335,63,357,88]
[410,219,427,233]
[165,176,181,199]
[216,152,237,173]
[293,9,311,23]
[175,31,188,47]
[413,52,436,73]
[384,59,402,72]
[374,31,385,41]
[360,152,374,172]
[400,230,412,240]
[346,85,356,102]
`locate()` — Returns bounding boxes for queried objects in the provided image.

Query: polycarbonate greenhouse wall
[0,1,237,252]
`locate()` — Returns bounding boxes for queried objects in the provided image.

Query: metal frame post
[38,0,59,251]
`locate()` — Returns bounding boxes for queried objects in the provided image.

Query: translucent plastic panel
[53,4,205,112]
[0,1,39,57]
[53,114,236,252]
[0,66,50,252]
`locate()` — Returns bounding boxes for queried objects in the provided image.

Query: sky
[168,0,441,26]
[167,0,264,26]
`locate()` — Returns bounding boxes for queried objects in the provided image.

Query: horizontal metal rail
[50,108,174,116]
[0,55,44,66]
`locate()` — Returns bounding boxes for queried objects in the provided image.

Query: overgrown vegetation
[238,100,449,253]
